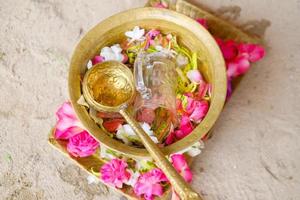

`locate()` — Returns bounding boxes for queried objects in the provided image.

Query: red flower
[102,118,125,132]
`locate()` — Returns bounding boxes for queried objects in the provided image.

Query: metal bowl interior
[69,7,227,159]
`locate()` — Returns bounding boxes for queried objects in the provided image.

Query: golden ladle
[82,61,203,200]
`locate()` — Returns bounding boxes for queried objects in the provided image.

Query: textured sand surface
[0,0,299,199]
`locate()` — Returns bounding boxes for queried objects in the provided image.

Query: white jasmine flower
[100,44,124,62]
[89,108,103,125]
[186,69,203,84]
[126,170,141,187]
[176,54,189,67]
[77,95,89,108]
[176,140,205,157]
[116,122,158,145]
[125,26,145,43]
[154,45,177,57]
[87,60,93,69]
[99,145,118,159]
[87,175,99,184]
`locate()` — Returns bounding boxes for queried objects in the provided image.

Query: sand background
[0,0,299,199]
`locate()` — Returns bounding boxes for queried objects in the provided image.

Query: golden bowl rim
[68,7,227,159]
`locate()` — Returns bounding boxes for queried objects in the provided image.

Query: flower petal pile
[216,38,265,98]
[54,102,99,157]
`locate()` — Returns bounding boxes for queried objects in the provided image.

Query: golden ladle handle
[119,109,203,200]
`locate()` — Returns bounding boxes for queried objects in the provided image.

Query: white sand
[0,0,299,199]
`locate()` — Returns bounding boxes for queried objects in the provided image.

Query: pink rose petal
[238,43,265,62]
[122,54,128,63]
[216,38,266,80]
[184,96,196,114]
[174,130,185,140]
[189,101,209,123]
[153,2,168,8]
[227,54,250,78]
[147,29,160,38]
[165,131,176,145]
[145,29,160,49]
[175,115,193,139]
[171,154,193,183]
[54,102,84,140]
[54,126,82,140]
[195,80,209,100]
[184,92,193,97]
[219,40,239,61]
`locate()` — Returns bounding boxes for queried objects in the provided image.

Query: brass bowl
[69,7,227,159]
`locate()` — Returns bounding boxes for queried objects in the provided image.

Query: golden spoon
[82,61,203,200]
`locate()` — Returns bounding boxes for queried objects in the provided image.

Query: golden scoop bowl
[82,61,202,200]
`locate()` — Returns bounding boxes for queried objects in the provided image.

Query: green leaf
[139,160,156,172]
[4,153,12,162]
[191,52,198,70]
[176,68,189,83]
[181,95,188,109]
[146,46,158,53]
[106,149,119,157]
